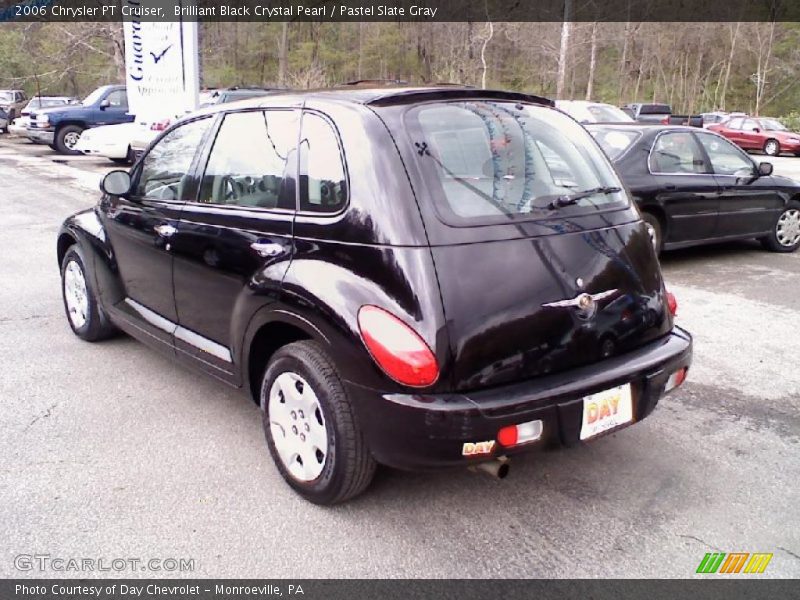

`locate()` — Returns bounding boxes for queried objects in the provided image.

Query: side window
[727,118,744,130]
[135,117,212,200]
[198,110,299,209]
[743,119,760,132]
[299,112,347,213]
[696,133,754,177]
[106,90,127,108]
[649,132,710,174]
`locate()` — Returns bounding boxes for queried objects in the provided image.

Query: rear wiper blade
[548,186,621,209]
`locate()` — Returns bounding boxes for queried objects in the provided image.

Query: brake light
[661,115,670,125]
[150,119,171,131]
[666,291,678,317]
[498,420,543,447]
[357,305,439,387]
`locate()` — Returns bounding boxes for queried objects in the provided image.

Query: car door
[170,108,300,377]
[720,117,745,147]
[738,118,763,150]
[99,116,214,346]
[97,88,131,126]
[695,131,785,238]
[647,130,720,244]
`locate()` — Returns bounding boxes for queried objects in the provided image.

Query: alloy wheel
[765,140,779,156]
[63,260,89,329]
[268,371,328,482]
[64,131,81,149]
[776,209,800,247]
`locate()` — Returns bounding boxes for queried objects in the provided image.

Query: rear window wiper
[547,186,621,209]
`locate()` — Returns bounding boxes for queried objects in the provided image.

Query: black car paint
[590,124,800,250]
[58,88,691,470]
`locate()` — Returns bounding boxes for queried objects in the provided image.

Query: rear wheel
[261,340,376,505]
[55,124,84,155]
[60,245,117,341]
[761,202,800,253]
[642,212,663,254]
[764,139,780,157]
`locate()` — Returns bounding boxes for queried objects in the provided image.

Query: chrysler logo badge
[542,289,618,317]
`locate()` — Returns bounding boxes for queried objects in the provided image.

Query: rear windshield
[589,127,641,160]
[405,101,627,224]
[587,104,634,123]
[639,104,671,115]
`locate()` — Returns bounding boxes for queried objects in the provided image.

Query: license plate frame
[579,383,634,441]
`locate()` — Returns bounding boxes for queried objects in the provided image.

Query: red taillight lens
[661,116,670,125]
[357,305,439,387]
[665,367,688,393]
[498,420,543,447]
[666,291,678,317]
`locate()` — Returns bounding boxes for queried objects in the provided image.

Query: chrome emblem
[542,289,618,318]
[576,277,585,289]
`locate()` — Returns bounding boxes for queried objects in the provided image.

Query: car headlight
[35,114,50,125]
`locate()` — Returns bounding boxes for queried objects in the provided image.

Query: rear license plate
[580,384,633,440]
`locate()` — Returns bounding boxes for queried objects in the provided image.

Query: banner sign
[122,1,199,119]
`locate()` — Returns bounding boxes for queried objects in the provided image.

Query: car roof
[587,123,698,133]
[187,85,554,117]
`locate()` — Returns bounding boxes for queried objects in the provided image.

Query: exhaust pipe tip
[470,457,510,479]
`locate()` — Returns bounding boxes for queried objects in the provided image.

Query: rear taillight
[357,305,439,387]
[150,119,171,131]
[666,291,678,316]
[661,115,670,125]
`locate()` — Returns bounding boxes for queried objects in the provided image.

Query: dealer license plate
[579,384,633,440]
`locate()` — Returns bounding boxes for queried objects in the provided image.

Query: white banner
[122,3,199,120]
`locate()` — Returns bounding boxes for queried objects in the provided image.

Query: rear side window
[406,101,626,224]
[198,110,299,209]
[649,132,710,174]
[298,112,347,214]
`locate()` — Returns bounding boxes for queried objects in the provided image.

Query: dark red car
[709,116,800,157]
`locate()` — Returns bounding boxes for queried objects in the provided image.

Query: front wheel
[55,124,84,155]
[60,245,117,341]
[761,202,800,253]
[261,340,376,505]
[763,139,781,157]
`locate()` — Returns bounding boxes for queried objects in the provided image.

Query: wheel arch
[57,231,78,268]
[243,311,332,406]
[639,203,668,236]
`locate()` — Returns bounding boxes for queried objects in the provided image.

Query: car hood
[771,130,800,141]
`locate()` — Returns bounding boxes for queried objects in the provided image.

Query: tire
[261,340,376,505]
[761,201,800,253]
[60,245,117,341]
[55,124,84,155]
[111,146,134,165]
[641,212,663,254]
[763,138,780,157]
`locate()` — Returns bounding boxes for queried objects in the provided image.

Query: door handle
[250,241,284,258]
[154,224,177,238]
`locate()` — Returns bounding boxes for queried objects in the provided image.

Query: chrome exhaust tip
[469,457,510,479]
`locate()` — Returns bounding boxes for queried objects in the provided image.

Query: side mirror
[758,162,773,177]
[99,99,110,109]
[101,170,132,196]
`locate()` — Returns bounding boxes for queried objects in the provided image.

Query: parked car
[0,89,28,129]
[555,100,634,123]
[27,85,133,154]
[708,116,800,157]
[622,103,702,127]
[700,112,730,128]
[0,109,7,132]
[129,114,183,162]
[8,96,78,138]
[74,121,140,164]
[588,123,800,253]
[57,86,692,504]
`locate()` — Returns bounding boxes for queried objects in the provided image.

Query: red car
[708,116,800,157]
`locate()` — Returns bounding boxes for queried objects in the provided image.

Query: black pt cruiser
[57,86,692,504]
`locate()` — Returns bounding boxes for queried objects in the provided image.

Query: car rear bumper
[347,327,692,470]
[27,128,54,144]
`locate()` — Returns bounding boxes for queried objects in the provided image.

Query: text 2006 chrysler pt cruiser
[57,86,692,504]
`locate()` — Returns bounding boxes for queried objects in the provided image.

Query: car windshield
[587,104,634,123]
[406,101,627,223]
[588,127,641,160]
[0,92,13,102]
[81,88,107,106]
[760,118,787,131]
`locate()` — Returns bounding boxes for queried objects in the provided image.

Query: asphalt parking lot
[0,133,798,578]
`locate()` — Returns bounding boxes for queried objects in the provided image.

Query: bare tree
[555,0,572,98]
